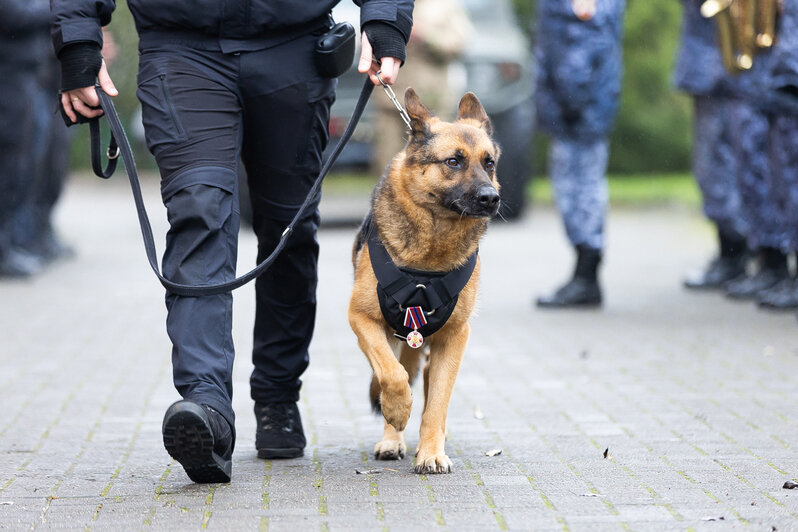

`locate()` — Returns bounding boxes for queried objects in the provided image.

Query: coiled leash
[85,77,374,296]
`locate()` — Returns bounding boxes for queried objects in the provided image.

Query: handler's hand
[60,60,118,124]
[358,32,401,85]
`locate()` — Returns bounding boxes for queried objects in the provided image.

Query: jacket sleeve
[50,0,115,57]
[0,0,49,33]
[354,0,414,43]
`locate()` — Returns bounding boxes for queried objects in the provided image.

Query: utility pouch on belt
[314,21,356,78]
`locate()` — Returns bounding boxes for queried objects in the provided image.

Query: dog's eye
[445,158,459,168]
[485,159,495,171]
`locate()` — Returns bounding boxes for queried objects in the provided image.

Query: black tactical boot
[162,400,234,483]
[683,230,747,290]
[0,247,43,278]
[725,247,789,300]
[254,402,306,459]
[757,277,798,310]
[537,245,602,308]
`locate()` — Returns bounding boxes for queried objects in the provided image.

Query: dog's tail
[370,342,426,414]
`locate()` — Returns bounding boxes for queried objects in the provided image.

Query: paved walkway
[1,176,797,531]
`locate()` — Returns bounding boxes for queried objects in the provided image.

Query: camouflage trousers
[732,101,784,250]
[549,137,609,250]
[769,113,798,251]
[692,96,746,238]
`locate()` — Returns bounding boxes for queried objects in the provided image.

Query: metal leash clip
[376,71,412,130]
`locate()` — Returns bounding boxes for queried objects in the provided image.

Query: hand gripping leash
[88,78,374,297]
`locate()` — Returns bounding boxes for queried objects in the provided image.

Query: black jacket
[51,0,414,55]
[1,0,49,67]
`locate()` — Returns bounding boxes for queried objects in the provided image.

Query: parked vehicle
[240,0,535,224]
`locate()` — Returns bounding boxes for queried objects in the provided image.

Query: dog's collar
[366,223,477,339]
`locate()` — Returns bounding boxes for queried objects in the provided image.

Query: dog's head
[397,88,501,219]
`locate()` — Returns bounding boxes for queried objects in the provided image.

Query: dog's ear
[404,87,432,137]
[457,92,492,135]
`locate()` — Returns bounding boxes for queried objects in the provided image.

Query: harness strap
[88,77,374,297]
[366,225,478,316]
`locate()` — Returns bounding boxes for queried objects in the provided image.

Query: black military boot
[683,229,747,290]
[725,246,789,300]
[162,400,234,483]
[254,402,306,459]
[536,245,602,308]
[758,277,798,310]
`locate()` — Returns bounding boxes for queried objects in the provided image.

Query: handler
[52,0,413,483]
[534,0,626,308]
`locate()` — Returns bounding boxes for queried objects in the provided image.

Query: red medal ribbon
[403,306,427,330]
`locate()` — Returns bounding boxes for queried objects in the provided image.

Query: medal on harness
[403,306,427,349]
[571,0,597,20]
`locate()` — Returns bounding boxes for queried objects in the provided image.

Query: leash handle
[92,77,374,296]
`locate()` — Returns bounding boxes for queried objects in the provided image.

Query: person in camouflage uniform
[534,0,626,308]
[675,0,748,290]
[724,28,790,300]
[758,0,798,310]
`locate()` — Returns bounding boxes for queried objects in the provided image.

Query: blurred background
[69,0,694,221]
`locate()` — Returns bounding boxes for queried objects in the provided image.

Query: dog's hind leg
[414,324,469,474]
[374,420,406,460]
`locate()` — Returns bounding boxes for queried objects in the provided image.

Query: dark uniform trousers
[137,31,336,429]
[0,64,38,255]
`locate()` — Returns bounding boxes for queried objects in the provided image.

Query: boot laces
[258,403,296,433]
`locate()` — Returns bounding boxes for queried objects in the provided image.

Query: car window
[461,0,513,25]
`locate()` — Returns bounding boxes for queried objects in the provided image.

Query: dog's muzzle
[446,184,500,218]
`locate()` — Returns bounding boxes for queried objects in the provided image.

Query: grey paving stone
[1,177,798,530]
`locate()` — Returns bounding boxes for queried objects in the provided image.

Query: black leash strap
[89,77,374,296]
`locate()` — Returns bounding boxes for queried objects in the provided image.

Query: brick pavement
[1,176,797,531]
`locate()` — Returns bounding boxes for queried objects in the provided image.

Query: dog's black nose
[476,185,500,209]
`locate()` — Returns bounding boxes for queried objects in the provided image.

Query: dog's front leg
[349,312,413,431]
[414,323,469,474]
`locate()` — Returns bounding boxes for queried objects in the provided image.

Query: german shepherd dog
[348,88,501,474]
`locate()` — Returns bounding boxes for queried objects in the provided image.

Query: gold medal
[571,0,597,21]
[406,330,424,349]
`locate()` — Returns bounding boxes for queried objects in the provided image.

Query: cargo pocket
[136,73,188,157]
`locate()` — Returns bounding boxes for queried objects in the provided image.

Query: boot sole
[163,401,231,484]
[257,447,304,459]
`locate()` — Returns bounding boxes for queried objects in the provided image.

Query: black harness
[365,220,477,343]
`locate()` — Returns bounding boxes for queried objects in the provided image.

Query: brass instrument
[701,0,779,73]
[755,0,778,48]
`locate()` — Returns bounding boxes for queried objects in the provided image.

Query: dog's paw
[380,383,412,431]
[374,439,406,461]
[413,452,453,474]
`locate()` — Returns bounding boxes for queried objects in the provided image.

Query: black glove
[362,22,406,65]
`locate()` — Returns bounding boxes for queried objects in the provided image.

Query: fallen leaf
[485,448,502,457]
[355,468,383,475]
[783,481,798,489]
[473,407,484,420]
[763,345,776,357]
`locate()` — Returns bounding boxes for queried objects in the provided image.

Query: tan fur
[348,88,500,474]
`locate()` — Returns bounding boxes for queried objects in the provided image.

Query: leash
[88,77,374,297]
